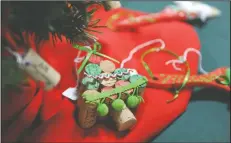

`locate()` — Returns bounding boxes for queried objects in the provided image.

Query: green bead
[97,103,109,117]
[127,96,139,108]
[226,68,230,83]
[112,99,125,111]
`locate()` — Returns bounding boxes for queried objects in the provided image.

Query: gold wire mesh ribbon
[106,11,135,30]
[141,47,191,103]
[73,42,120,74]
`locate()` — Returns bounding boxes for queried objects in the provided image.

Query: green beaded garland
[112,99,125,111]
[127,96,139,108]
[97,103,109,117]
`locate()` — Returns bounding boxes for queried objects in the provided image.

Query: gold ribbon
[106,11,135,30]
[141,47,191,103]
[73,42,120,74]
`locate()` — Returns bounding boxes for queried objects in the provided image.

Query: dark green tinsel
[3,1,108,46]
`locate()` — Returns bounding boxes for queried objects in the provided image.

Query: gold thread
[141,48,190,103]
[162,75,172,84]
[106,12,135,30]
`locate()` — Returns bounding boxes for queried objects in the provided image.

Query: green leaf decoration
[112,99,125,112]
[97,103,109,117]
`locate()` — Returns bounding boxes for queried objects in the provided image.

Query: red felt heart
[2,6,200,142]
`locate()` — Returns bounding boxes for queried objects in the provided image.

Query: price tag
[21,49,61,90]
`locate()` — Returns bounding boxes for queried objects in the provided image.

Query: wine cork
[115,80,133,100]
[21,48,61,90]
[100,60,116,73]
[129,74,147,96]
[101,77,117,87]
[111,106,137,131]
[89,55,103,64]
[101,87,118,104]
[78,90,99,128]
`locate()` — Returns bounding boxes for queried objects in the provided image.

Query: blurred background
[121,1,230,142]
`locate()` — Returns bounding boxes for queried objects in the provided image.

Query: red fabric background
[2,6,200,142]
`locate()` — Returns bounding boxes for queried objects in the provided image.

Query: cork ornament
[75,39,230,132]
[74,38,229,131]
[74,42,147,131]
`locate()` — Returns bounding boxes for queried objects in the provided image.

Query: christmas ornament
[1,2,229,143]
[74,42,147,130]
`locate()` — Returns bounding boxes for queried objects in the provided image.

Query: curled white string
[120,39,165,68]
[165,47,208,74]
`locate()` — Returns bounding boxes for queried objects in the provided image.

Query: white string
[165,59,183,71]
[74,46,92,88]
[165,47,208,74]
[63,45,92,100]
[120,39,165,68]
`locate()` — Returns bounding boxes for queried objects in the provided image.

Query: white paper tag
[62,87,78,101]
[21,49,61,90]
